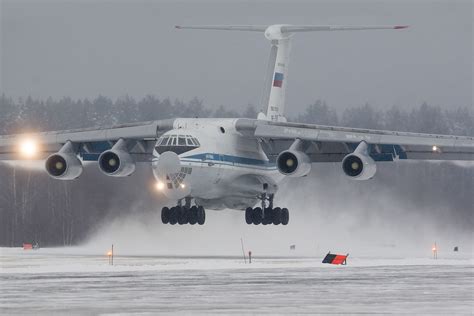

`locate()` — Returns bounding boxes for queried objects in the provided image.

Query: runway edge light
[432,242,438,259]
[107,244,114,265]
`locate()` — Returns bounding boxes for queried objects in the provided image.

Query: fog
[1,0,472,256]
[2,0,472,113]
[1,160,45,171]
[79,162,473,258]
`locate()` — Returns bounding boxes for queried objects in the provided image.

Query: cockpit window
[155,134,200,155]
[186,136,196,146]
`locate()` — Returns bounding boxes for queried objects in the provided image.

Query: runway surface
[1,248,473,314]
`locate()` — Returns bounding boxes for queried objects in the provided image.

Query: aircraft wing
[236,119,474,162]
[0,119,174,161]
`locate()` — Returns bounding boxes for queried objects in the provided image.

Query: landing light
[19,139,38,158]
[180,183,186,189]
[156,181,165,191]
[432,145,439,152]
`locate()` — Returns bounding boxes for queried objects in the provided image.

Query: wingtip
[394,25,409,29]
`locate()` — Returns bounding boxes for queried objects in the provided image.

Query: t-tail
[175,24,408,122]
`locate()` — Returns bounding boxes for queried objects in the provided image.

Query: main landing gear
[161,197,206,225]
[245,184,289,226]
[245,206,289,225]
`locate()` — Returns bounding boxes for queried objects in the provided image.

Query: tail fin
[175,24,408,122]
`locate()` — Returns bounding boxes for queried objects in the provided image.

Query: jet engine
[98,139,135,177]
[276,139,311,177]
[342,141,376,180]
[45,142,83,180]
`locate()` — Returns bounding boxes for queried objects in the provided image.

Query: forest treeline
[0,95,472,247]
[1,94,473,136]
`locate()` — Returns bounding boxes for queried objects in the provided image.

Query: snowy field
[1,248,473,314]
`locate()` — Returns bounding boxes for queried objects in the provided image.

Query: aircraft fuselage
[152,118,284,210]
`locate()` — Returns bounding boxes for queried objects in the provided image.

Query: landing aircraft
[1,25,473,226]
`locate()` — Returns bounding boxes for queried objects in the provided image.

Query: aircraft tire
[177,207,188,225]
[253,207,263,225]
[183,207,190,224]
[245,207,253,224]
[169,207,178,225]
[272,207,282,225]
[263,208,273,225]
[281,208,289,225]
[197,206,205,225]
[189,206,198,225]
[161,207,170,224]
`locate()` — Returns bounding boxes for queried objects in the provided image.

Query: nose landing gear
[161,198,205,225]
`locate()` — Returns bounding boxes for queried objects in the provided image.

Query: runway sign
[23,243,33,250]
[322,252,348,265]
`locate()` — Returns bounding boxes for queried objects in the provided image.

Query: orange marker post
[107,244,114,265]
[432,242,438,259]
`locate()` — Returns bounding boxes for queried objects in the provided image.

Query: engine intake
[45,142,83,180]
[342,141,376,180]
[276,139,311,177]
[98,139,136,177]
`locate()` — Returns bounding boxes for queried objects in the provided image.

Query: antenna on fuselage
[175,24,408,122]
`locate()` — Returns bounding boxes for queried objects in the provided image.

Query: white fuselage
[152,118,284,210]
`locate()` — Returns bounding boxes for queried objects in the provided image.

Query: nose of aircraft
[154,151,181,175]
[153,151,191,199]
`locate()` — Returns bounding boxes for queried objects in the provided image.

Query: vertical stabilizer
[262,35,291,122]
[259,44,278,119]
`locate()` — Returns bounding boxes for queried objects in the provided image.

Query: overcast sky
[1,0,472,113]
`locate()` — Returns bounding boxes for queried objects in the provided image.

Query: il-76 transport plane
[1,25,473,226]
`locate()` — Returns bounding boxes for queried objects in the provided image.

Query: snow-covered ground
[1,247,472,314]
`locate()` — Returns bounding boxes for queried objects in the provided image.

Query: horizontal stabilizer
[280,25,408,33]
[175,25,267,32]
[175,24,409,34]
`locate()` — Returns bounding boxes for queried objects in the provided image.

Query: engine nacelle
[342,142,377,180]
[45,152,83,180]
[98,149,136,177]
[277,150,311,177]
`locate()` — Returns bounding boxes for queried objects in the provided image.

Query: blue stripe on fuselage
[182,153,275,168]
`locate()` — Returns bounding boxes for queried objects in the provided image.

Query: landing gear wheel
[161,207,170,224]
[281,208,289,225]
[197,206,206,225]
[262,208,273,225]
[169,207,178,225]
[253,207,263,225]
[245,207,253,224]
[188,206,198,225]
[178,207,189,225]
[272,207,282,225]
